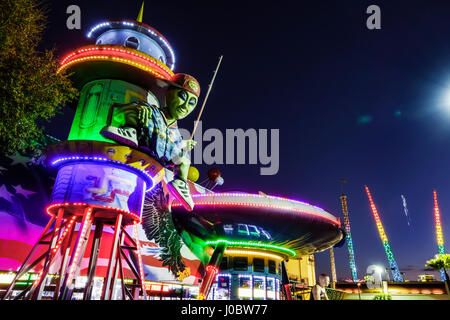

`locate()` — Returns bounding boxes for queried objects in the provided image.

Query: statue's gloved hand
[182,140,197,150]
[137,105,152,127]
[118,104,152,127]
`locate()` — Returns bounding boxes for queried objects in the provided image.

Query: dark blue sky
[41,0,450,281]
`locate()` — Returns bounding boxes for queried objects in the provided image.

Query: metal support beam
[53,219,77,300]
[59,207,93,299]
[101,213,123,300]
[83,222,104,300]
[2,216,55,300]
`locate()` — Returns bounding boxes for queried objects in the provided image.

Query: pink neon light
[52,216,77,254]
[191,192,322,209]
[66,207,93,285]
[59,46,173,79]
[46,203,141,224]
[172,193,340,226]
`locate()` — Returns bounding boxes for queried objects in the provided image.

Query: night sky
[39,0,450,281]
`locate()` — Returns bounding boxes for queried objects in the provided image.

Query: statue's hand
[137,105,152,126]
[118,104,152,127]
[183,140,197,150]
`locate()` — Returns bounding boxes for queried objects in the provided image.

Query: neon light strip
[58,55,169,80]
[85,20,175,70]
[46,203,141,224]
[66,207,92,286]
[204,239,296,257]
[134,222,146,296]
[32,216,77,290]
[173,198,340,226]
[86,22,111,38]
[224,249,284,261]
[59,46,173,78]
[433,190,446,281]
[191,193,325,211]
[433,191,445,246]
[51,156,108,166]
[365,186,403,282]
[50,156,154,192]
[52,216,77,254]
[340,195,358,282]
[187,193,339,225]
[364,188,389,242]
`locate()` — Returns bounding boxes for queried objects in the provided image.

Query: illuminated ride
[3,5,171,300]
[364,186,403,282]
[432,190,446,281]
[2,5,345,300]
[171,192,344,300]
[340,193,358,281]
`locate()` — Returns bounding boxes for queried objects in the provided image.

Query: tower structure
[364,186,403,282]
[433,190,446,281]
[3,4,177,300]
[340,185,358,281]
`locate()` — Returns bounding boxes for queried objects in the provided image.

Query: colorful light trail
[433,190,446,281]
[364,185,403,282]
[340,194,358,281]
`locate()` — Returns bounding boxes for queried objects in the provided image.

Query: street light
[375,266,383,273]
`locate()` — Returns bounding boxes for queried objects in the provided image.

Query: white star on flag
[13,185,37,199]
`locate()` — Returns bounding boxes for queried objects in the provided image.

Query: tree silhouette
[0,0,77,155]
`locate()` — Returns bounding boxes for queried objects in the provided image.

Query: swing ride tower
[433,190,446,281]
[364,185,403,282]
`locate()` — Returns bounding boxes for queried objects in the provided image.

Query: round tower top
[85,4,175,70]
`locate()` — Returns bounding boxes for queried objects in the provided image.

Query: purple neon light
[191,192,325,211]
[86,19,176,70]
[50,156,156,192]
[175,192,340,226]
[51,156,108,166]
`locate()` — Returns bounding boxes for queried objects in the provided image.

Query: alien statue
[100,73,200,211]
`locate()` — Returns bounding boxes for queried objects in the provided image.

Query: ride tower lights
[364,185,403,282]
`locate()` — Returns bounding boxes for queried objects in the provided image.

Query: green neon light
[204,239,297,257]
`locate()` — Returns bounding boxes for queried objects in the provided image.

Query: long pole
[189,55,223,141]
[329,247,337,289]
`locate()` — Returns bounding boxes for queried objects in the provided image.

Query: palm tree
[425,254,450,294]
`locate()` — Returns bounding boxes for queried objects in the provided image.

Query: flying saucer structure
[171,192,344,299]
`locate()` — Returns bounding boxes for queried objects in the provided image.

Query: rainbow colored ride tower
[3,5,185,300]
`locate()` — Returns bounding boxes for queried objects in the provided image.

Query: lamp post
[356,282,361,300]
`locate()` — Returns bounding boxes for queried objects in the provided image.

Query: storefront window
[267,277,276,300]
[253,258,265,273]
[238,276,252,300]
[253,276,265,299]
[268,260,276,274]
[214,275,231,300]
[220,257,228,270]
[233,257,248,271]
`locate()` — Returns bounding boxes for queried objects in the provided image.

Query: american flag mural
[0,148,203,285]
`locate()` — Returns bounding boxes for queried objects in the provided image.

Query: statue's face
[166,88,198,120]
